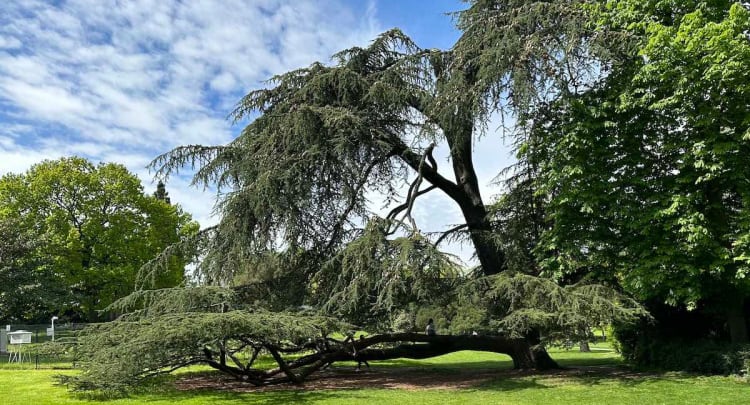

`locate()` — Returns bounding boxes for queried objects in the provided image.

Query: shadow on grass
[474,365,678,392]
[70,375,362,405]
[370,358,515,370]
[555,357,624,367]
[63,346,666,402]
[137,389,359,405]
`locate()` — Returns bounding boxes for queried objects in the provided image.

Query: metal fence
[0,323,87,369]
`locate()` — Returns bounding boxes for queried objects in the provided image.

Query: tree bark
[727,298,748,344]
[442,107,507,276]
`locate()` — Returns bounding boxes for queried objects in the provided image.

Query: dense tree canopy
[0,157,199,322]
[532,0,750,342]
[0,217,66,322]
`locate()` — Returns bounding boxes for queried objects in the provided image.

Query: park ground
[1,343,748,404]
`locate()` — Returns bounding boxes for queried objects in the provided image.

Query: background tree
[0,157,199,322]
[153,181,171,204]
[0,217,67,323]
[534,1,750,344]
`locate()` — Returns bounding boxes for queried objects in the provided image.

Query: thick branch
[201,332,557,386]
[265,344,302,384]
[383,132,465,203]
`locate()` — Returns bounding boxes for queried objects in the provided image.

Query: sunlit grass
[1,341,747,405]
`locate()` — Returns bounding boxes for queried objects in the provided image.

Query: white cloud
[210,72,237,94]
[0,0,382,231]
[0,35,22,50]
[0,0,515,265]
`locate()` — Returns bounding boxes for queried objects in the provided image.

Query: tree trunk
[445,115,506,276]
[439,102,552,366]
[579,326,591,352]
[462,204,506,276]
[727,299,748,344]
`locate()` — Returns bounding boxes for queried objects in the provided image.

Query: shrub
[615,322,750,375]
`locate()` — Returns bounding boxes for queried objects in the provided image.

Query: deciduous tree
[0,157,199,321]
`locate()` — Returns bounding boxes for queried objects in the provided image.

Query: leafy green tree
[0,217,68,323]
[0,157,198,321]
[535,1,750,342]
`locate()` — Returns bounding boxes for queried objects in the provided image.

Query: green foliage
[57,283,355,393]
[458,273,649,341]
[0,157,198,321]
[0,217,66,322]
[150,29,437,270]
[616,332,750,375]
[66,307,345,393]
[487,137,548,276]
[454,0,621,122]
[313,219,460,327]
[533,1,750,336]
[389,308,417,332]
[106,286,238,319]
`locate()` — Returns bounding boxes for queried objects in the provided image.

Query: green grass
[1,343,748,404]
[0,353,75,370]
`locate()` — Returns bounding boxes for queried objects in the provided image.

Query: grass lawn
[1,343,748,404]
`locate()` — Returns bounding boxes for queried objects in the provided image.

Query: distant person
[425,318,436,336]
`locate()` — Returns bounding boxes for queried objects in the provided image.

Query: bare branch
[386,185,437,221]
[265,344,302,384]
[384,143,438,235]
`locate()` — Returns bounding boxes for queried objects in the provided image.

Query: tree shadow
[554,357,625,367]
[368,358,515,370]
[135,389,358,405]
[474,365,680,392]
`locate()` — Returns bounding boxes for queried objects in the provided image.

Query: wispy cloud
[0,0,507,264]
[0,0,382,228]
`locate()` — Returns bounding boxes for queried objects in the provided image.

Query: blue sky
[0,0,514,264]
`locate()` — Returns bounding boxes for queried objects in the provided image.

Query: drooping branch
[402,143,436,232]
[433,224,470,247]
[385,185,437,223]
[324,153,395,252]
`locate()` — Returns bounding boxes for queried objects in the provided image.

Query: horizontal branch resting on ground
[201,332,552,386]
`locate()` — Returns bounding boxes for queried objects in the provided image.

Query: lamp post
[51,316,58,342]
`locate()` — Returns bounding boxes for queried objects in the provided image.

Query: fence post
[0,326,6,354]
